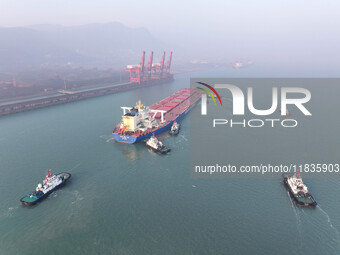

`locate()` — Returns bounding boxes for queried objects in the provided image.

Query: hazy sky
[1,0,339,30]
[1,0,340,71]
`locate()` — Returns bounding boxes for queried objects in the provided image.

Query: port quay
[0,51,173,116]
[0,80,167,116]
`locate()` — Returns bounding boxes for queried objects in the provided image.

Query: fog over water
[0,0,339,74]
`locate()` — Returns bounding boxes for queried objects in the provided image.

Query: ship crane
[145,51,153,82]
[125,51,145,84]
[165,51,172,75]
[150,109,167,123]
[121,107,133,115]
[151,51,166,80]
[126,51,173,84]
[121,106,166,123]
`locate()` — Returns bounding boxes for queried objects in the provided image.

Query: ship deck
[295,195,314,204]
[149,88,202,122]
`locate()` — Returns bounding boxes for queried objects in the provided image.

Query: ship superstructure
[286,173,308,195]
[112,88,203,143]
[283,171,317,207]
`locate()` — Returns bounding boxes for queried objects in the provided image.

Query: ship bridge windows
[125,112,137,116]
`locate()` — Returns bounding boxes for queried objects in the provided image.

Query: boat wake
[46,189,61,199]
[71,190,84,205]
[69,163,81,172]
[66,190,84,220]
[317,205,340,237]
[288,191,303,251]
[99,134,114,143]
[0,206,18,218]
[178,135,188,142]
[289,195,340,252]
[52,191,59,198]
[106,137,114,143]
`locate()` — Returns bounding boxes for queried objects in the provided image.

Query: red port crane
[151,51,166,80]
[144,51,153,82]
[126,51,173,84]
[125,51,145,84]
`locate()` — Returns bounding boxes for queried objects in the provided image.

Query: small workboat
[283,170,316,207]
[169,121,180,135]
[20,169,71,206]
[146,134,171,154]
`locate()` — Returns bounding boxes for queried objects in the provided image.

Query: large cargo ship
[112,88,203,143]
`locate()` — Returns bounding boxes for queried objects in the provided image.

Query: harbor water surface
[1,68,340,255]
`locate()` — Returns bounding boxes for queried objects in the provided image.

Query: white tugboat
[169,120,180,135]
[146,133,171,154]
[20,169,71,206]
[283,170,316,207]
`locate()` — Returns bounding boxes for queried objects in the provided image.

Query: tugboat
[169,121,180,135]
[146,133,171,154]
[283,170,317,207]
[20,169,71,206]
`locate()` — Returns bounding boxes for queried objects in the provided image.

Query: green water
[1,70,340,255]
